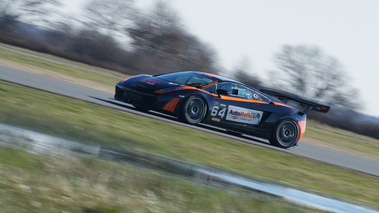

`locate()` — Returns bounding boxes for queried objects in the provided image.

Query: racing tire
[180,95,207,125]
[270,119,299,148]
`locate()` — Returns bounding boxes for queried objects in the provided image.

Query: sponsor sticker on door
[226,105,263,125]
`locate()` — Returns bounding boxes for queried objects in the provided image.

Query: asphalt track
[1,64,379,177]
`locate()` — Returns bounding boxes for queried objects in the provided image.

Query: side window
[217,82,270,102]
[203,84,216,93]
[232,85,252,99]
[249,89,271,102]
[217,83,252,99]
[217,83,233,95]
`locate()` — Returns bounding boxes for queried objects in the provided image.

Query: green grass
[1,81,379,208]
[0,44,121,87]
[1,149,316,213]
[304,127,379,160]
[307,120,379,145]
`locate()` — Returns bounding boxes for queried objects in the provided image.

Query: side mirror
[216,89,229,98]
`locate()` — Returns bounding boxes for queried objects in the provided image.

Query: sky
[63,0,379,117]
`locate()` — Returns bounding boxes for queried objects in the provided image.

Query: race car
[114,71,330,148]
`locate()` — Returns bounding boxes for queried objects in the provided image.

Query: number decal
[211,106,226,119]
[218,108,226,118]
[211,106,219,116]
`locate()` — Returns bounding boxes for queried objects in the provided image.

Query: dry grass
[0,149,318,213]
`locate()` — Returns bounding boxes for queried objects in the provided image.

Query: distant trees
[269,45,359,109]
[128,1,217,74]
[0,0,61,53]
[83,0,134,40]
[0,0,59,26]
[230,58,262,88]
[0,1,217,75]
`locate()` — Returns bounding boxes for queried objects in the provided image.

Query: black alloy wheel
[181,96,207,124]
[270,119,299,148]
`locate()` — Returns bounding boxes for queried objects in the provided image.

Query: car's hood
[118,75,182,93]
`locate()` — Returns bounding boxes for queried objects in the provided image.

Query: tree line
[0,0,217,75]
[1,0,379,139]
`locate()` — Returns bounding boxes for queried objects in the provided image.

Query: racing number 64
[211,106,226,118]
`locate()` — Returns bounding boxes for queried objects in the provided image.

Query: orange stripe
[272,102,293,108]
[162,98,180,112]
[201,81,218,88]
[297,120,306,142]
[216,96,268,104]
[155,86,216,96]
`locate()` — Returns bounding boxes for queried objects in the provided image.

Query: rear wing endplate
[260,89,330,114]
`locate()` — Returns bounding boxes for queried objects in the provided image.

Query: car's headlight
[155,86,183,94]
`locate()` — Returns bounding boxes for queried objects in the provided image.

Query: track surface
[1,65,379,177]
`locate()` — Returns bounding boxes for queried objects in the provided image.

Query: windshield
[155,72,215,87]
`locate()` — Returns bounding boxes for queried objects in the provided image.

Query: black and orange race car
[115,71,330,148]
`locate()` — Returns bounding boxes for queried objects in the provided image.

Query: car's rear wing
[260,89,330,114]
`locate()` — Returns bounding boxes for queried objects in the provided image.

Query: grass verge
[0,43,125,78]
[303,127,379,161]
[0,44,120,92]
[0,81,378,207]
[1,149,318,213]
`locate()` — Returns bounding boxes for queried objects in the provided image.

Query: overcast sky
[64,0,379,117]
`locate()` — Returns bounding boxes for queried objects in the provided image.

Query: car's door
[206,82,265,131]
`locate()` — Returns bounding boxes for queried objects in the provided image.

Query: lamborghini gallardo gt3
[114,71,330,148]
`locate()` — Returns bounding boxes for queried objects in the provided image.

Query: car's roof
[178,71,238,83]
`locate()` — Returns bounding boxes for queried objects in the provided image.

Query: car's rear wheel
[270,119,299,148]
[180,96,207,124]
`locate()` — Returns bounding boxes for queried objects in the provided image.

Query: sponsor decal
[211,117,221,122]
[141,79,160,85]
[226,105,263,125]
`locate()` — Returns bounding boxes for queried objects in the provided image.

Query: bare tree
[128,1,183,54]
[0,0,60,24]
[269,45,360,109]
[128,1,217,74]
[230,57,262,88]
[83,0,134,39]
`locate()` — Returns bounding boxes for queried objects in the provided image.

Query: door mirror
[217,89,229,98]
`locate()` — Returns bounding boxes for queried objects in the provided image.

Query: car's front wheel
[270,119,299,148]
[180,95,207,124]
